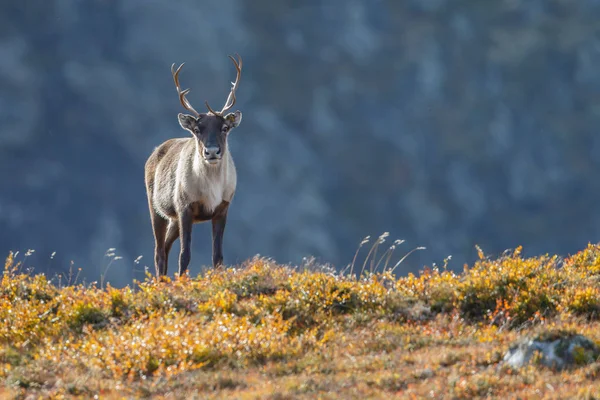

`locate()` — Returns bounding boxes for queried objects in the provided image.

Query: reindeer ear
[224,110,242,128]
[177,113,197,132]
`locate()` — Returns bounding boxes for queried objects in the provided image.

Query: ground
[2,243,600,399]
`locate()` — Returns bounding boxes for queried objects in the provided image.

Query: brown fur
[145,128,238,276]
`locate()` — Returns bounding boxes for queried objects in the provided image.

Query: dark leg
[211,202,230,268]
[150,211,168,277]
[164,220,179,275]
[178,207,193,277]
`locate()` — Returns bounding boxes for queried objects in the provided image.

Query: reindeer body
[147,138,236,220]
[145,55,243,277]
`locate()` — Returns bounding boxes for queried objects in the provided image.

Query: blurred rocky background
[1,1,600,285]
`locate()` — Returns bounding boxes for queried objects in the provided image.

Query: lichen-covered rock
[503,331,600,370]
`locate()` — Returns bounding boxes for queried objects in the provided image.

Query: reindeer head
[171,55,243,165]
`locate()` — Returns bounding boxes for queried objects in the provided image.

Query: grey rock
[504,332,600,370]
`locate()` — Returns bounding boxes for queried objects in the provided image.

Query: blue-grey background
[2,1,600,285]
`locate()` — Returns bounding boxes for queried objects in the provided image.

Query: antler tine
[219,53,243,114]
[204,100,218,116]
[171,62,200,117]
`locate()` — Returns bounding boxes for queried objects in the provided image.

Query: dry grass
[2,244,600,399]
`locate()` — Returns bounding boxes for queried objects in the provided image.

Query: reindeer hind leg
[164,220,179,275]
[149,210,168,277]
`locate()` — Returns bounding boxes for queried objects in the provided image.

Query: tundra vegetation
[2,242,600,398]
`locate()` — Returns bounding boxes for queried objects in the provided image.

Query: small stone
[503,330,600,370]
[413,368,434,379]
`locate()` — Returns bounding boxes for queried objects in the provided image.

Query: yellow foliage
[2,244,600,394]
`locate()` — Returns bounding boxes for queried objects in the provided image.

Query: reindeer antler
[205,54,242,115]
[171,63,200,117]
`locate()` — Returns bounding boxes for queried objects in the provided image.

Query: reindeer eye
[222,126,229,133]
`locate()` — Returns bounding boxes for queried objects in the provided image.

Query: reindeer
[144,54,243,277]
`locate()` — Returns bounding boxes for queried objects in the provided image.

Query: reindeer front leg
[178,207,194,277]
[211,201,230,268]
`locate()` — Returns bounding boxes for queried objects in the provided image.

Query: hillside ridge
[2,244,600,398]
